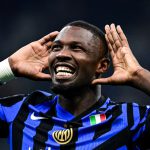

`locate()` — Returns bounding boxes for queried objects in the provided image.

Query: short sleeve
[0,94,26,138]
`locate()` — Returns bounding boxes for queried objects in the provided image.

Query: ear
[96,58,110,75]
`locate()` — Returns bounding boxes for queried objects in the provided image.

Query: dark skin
[48,26,109,116]
[8,31,59,80]
[93,24,150,96]
[8,24,150,116]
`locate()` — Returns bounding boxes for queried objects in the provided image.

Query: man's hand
[9,31,59,80]
[92,24,142,85]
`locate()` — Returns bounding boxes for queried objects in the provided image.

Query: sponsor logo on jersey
[30,112,48,120]
[52,128,73,144]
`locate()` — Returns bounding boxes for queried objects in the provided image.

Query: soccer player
[0,21,150,150]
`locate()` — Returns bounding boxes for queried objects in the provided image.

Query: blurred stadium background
[0,0,150,149]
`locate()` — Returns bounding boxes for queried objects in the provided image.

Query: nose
[56,48,71,60]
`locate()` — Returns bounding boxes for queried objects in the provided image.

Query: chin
[50,82,76,95]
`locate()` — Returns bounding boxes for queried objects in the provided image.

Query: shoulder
[0,90,55,107]
[0,93,27,107]
[23,90,55,105]
[107,97,150,110]
[107,98,150,122]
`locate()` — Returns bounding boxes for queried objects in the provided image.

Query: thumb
[35,73,51,81]
[92,77,112,85]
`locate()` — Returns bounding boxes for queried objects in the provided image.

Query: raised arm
[92,24,150,96]
[0,31,58,83]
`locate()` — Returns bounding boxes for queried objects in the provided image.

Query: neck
[58,85,101,116]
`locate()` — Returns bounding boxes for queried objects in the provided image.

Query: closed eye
[70,44,85,51]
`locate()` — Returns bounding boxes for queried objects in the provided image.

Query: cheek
[48,53,56,65]
[79,58,98,78]
[48,53,56,74]
[84,64,97,77]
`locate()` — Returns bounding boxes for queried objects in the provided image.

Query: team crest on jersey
[52,128,73,144]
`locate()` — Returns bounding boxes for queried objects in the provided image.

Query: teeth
[56,72,73,76]
[56,66,74,74]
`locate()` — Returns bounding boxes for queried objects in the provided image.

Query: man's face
[48,26,102,93]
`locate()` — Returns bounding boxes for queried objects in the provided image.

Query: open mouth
[53,63,76,80]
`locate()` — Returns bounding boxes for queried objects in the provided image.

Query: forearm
[131,68,150,96]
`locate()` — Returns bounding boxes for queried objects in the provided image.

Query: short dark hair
[65,20,109,58]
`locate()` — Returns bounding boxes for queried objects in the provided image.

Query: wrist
[131,67,146,86]
[130,67,150,96]
[0,58,15,84]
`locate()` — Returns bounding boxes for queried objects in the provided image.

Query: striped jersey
[0,90,150,150]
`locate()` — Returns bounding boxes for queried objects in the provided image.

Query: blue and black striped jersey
[0,90,150,150]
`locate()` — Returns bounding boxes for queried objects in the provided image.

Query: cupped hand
[9,31,59,80]
[92,24,142,85]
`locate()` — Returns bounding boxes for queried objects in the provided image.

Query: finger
[110,24,122,48]
[44,41,53,50]
[105,24,110,34]
[105,25,118,52]
[46,41,52,47]
[105,34,114,57]
[116,26,129,47]
[105,25,115,44]
[39,31,59,45]
[112,42,118,52]
[106,26,117,52]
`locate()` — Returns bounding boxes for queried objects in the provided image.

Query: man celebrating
[0,21,150,150]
